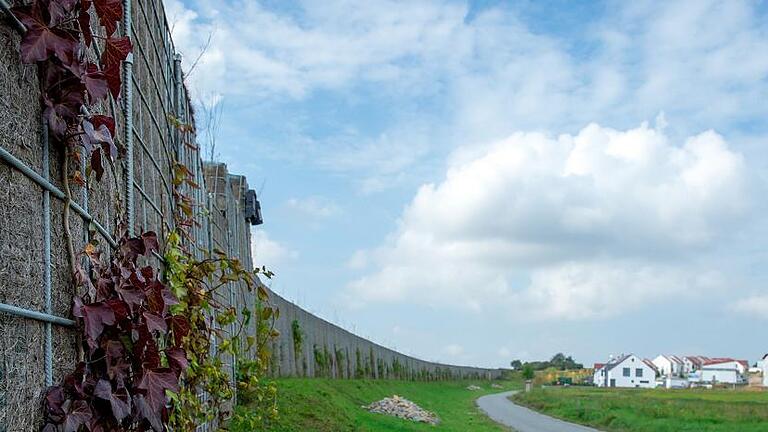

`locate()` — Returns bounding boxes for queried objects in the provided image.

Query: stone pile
[364,395,439,425]
[466,384,482,391]
[491,383,503,389]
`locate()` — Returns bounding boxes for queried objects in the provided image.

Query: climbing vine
[42,231,189,431]
[165,117,279,430]
[12,0,131,184]
[8,1,279,429]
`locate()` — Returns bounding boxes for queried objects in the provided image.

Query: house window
[636,368,643,377]
[623,367,630,377]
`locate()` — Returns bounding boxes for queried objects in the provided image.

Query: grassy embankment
[232,378,520,431]
[513,386,768,432]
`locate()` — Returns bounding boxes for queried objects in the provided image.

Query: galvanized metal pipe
[123,0,135,236]
[42,118,53,386]
[0,0,26,33]
[0,146,117,249]
[0,303,76,327]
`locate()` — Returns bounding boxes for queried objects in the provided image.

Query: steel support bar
[0,146,117,249]
[42,118,53,386]
[0,0,26,33]
[0,303,76,327]
[123,0,135,236]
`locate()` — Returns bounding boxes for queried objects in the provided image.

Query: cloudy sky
[164,0,768,367]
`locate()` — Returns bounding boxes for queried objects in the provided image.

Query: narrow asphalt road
[476,390,600,432]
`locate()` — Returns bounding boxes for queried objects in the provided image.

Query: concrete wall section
[266,289,504,381]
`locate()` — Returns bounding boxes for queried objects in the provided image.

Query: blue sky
[164,0,768,367]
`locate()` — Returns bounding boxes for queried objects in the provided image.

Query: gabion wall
[0,1,503,430]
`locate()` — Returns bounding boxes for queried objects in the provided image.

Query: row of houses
[592,353,753,388]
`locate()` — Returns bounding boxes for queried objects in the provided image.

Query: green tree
[522,364,535,380]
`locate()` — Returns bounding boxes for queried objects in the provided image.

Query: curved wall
[267,290,504,381]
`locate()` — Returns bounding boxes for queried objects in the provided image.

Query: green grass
[232,378,520,431]
[512,386,768,432]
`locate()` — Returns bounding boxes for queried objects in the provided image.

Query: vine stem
[62,149,84,362]
[62,149,76,278]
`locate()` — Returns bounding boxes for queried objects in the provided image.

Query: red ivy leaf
[79,5,93,47]
[63,399,92,432]
[117,286,145,309]
[90,114,115,137]
[120,237,145,263]
[94,379,131,422]
[93,0,122,36]
[82,119,114,157]
[137,368,179,414]
[102,36,131,71]
[105,298,129,321]
[142,231,159,253]
[143,312,167,334]
[44,386,66,421]
[169,315,190,346]
[134,394,163,432]
[84,64,109,102]
[165,348,188,374]
[103,63,122,100]
[82,302,116,344]
[13,8,79,64]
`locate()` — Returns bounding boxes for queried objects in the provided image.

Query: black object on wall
[245,189,263,226]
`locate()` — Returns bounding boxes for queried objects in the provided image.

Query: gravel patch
[365,395,440,425]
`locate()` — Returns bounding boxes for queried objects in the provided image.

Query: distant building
[595,354,656,388]
[652,355,684,377]
[593,363,606,387]
[694,358,747,385]
[683,355,710,373]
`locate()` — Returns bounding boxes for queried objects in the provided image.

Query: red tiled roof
[703,358,742,366]
[594,363,605,370]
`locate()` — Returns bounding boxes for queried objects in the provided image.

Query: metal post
[42,118,53,386]
[123,0,135,236]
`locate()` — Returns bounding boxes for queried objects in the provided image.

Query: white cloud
[165,0,768,193]
[250,228,297,271]
[442,344,464,357]
[345,122,749,319]
[285,196,340,219]
[730,296,768,318]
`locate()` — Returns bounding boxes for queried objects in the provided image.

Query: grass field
[232,378,520,431]
[512,386,768,432]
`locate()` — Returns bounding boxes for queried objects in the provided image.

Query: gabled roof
[604,354,632,372]
[594,363,605,370]
[643,359,659,373]
[668,355,683,365]
[685,355,710,366]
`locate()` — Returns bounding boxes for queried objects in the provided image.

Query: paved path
[476,391,600,432]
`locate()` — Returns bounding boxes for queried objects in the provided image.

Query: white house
[761,354,768,387]
[652,355,684,377]
[683,355,709,373]
[596,354,656,388]
[593,363,606,387]
[697,358,746,385]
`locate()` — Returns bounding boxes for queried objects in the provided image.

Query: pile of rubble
[364,395,439,425]
[491,383,503,389]
[466,384,482,391]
